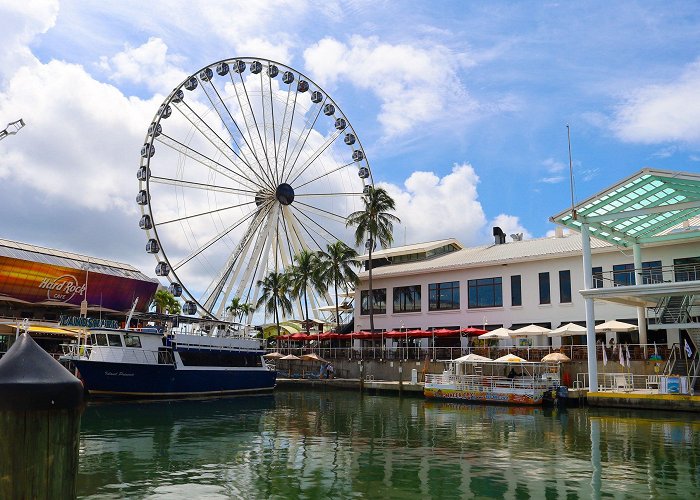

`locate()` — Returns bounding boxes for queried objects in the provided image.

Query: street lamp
[0,119,25,141]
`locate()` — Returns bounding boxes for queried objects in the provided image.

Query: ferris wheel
[137,57,372,322]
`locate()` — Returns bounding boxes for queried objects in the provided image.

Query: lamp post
[0,119,25,141]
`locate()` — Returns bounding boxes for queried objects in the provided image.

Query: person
[319,363,326,379]
[507,367,516,379]
[327,363,334,379]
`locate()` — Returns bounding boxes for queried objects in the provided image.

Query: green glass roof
[550,168,700,247]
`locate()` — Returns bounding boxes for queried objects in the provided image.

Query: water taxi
[424,354,559,405]
[61,326,276,398]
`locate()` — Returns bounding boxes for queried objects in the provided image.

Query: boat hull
[74,360,276,398]
[424,386,543,405]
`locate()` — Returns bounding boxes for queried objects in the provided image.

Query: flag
[625,344,631,368]
[684,339,693,358]
[602,345,608,366]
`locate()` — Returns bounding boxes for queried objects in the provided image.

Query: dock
[276,377,425,394]
[587,390,700,411]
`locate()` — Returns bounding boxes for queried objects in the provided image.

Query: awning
[0,323,80,338]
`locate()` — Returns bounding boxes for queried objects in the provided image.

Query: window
[107,334,123,347]
[539,272,550,304]
[393,285,421,313]
[592,267,603,289]
[468,277,502,308]
[510,275,522,306]
[361,289,386,315]
[559,270,571,303]
[642,261,663,284]
[429,281,460,311]
[613,263,634,286]
[124,335,142,348]
[674,257,700,282]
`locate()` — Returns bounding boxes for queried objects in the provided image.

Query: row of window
[360,272,572,315]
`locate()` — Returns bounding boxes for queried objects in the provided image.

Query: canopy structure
[453,353,492,363]
[550,168,700,248]
[510,324,551,337]
[541,352,571,362]
[478,327,512,340]
[548,323,587,337]
[493,354,528,363]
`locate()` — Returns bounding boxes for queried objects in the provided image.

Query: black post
[0,332,84,499]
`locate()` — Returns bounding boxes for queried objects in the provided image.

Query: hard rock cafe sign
[38,274,87,302]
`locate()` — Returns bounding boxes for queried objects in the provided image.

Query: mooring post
[0,332,84,499]
[359,359,364,392]
[398,360,403,395]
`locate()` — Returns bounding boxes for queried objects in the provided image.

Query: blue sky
[1,0,700,276]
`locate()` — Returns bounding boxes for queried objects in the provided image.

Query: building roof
[360,238,462,261]
[550,168,700,247]
[360,233,612,278]
[0,237,155,282]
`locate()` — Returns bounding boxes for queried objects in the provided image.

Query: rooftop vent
[554,226,565,238]
[510,233,523,242]
[493,226,506,245]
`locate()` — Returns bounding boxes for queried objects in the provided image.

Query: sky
[1,0,700,293]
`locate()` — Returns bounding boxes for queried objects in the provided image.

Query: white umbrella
[541,352,571,362]
[594,320,637,332]
[494,353,528,363]
[478,327,512,340]
[263,352,285,359]
[453,353,492,363]
[510,324,551,337]
[280,354,301,360]
[548,323,587,337]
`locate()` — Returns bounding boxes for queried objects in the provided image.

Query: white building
[353,169,700,355]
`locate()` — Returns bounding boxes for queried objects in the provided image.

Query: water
[78,390,700,499]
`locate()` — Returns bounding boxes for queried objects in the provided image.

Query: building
[0,237,159,354]
[353,169,700,354]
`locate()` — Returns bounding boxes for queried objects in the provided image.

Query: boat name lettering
[104,371,135,377]
[59,315,119,329]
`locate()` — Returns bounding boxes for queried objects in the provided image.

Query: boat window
[95,334,108,346]
[107,334,123,347]
[178,351,263,368]
[124,335,142,348]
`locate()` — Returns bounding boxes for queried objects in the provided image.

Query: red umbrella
[431,328,461,337]
[384,330,406,338]
[461,327,487,336]
[290,333,310,341]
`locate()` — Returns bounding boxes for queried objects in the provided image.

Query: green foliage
[317,241,359,331]
[255,271,293,336]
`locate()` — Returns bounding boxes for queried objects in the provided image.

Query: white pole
[632,243,648,355]
[581,223,598,392]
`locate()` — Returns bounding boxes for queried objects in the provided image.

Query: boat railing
[425,373,554,392]
[61,343,173,365]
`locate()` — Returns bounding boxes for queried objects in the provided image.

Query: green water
[78,390,700,499]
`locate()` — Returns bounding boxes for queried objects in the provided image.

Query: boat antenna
[125,297,139,330]
[567,125,577,220]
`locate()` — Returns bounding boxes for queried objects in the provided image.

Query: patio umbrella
[301,352,328,363]
[263,352,285,359]
[594,320,637,332]
[510,324,551,337]
[478,327,512,340]
[494,353,528,363]
[548,323,587,337]
[280,354,300,360]
[453,353,492,362]
[461,327,488,336]
[541,352,571,362]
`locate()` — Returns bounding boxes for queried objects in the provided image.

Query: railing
[61,344,172,365]
[425,373,554,392]
[267,343,670,363]
[574,372,661,392]
[593,263,700,288]
[663,344,679,376]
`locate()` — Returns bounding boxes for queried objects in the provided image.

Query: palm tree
[165,295,181,315]
[255,271,293,338]
[152,289,173,315]
[287,249,323,334]
[346,187,400,334]
[317,241,360,332]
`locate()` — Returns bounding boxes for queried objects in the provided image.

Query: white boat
[61,325,276,398]
[424,356,559,405]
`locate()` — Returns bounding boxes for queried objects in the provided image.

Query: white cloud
[0,0,58,84]
[99,37,188,92]
[490,214,532,240]
[379,163,486,246]
[303,36,479,138]
[611,58,700,144]
[541,176,565,184]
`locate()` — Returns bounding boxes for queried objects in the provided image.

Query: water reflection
[78,391,700,499]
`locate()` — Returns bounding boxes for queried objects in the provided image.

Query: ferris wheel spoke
[172,205,267,270]
[199,78,274,188]
[155,199,260,227]
[276,82,301,184]
[294,161,356,190]
[156,134,263,190]
[232,72,276,187]
[293,200,350,223]
[287,129,344,186]
[150,175,258,196]
[200,204,274,310]
[288,205,336,250]
[261,69,280,185]
[281,97,327,184]
[290,204,346,244]
[294,191,364,198]
[174,101,274,190]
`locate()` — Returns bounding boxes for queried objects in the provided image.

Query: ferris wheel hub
[275,183,295,205]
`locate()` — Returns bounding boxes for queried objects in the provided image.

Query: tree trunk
[304,287,310,334]
[368,241,374,334]
[334,280,339,333]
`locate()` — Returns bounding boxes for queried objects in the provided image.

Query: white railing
[425,373,553,392]
[575,372,664,392]
[61,344,171,365]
